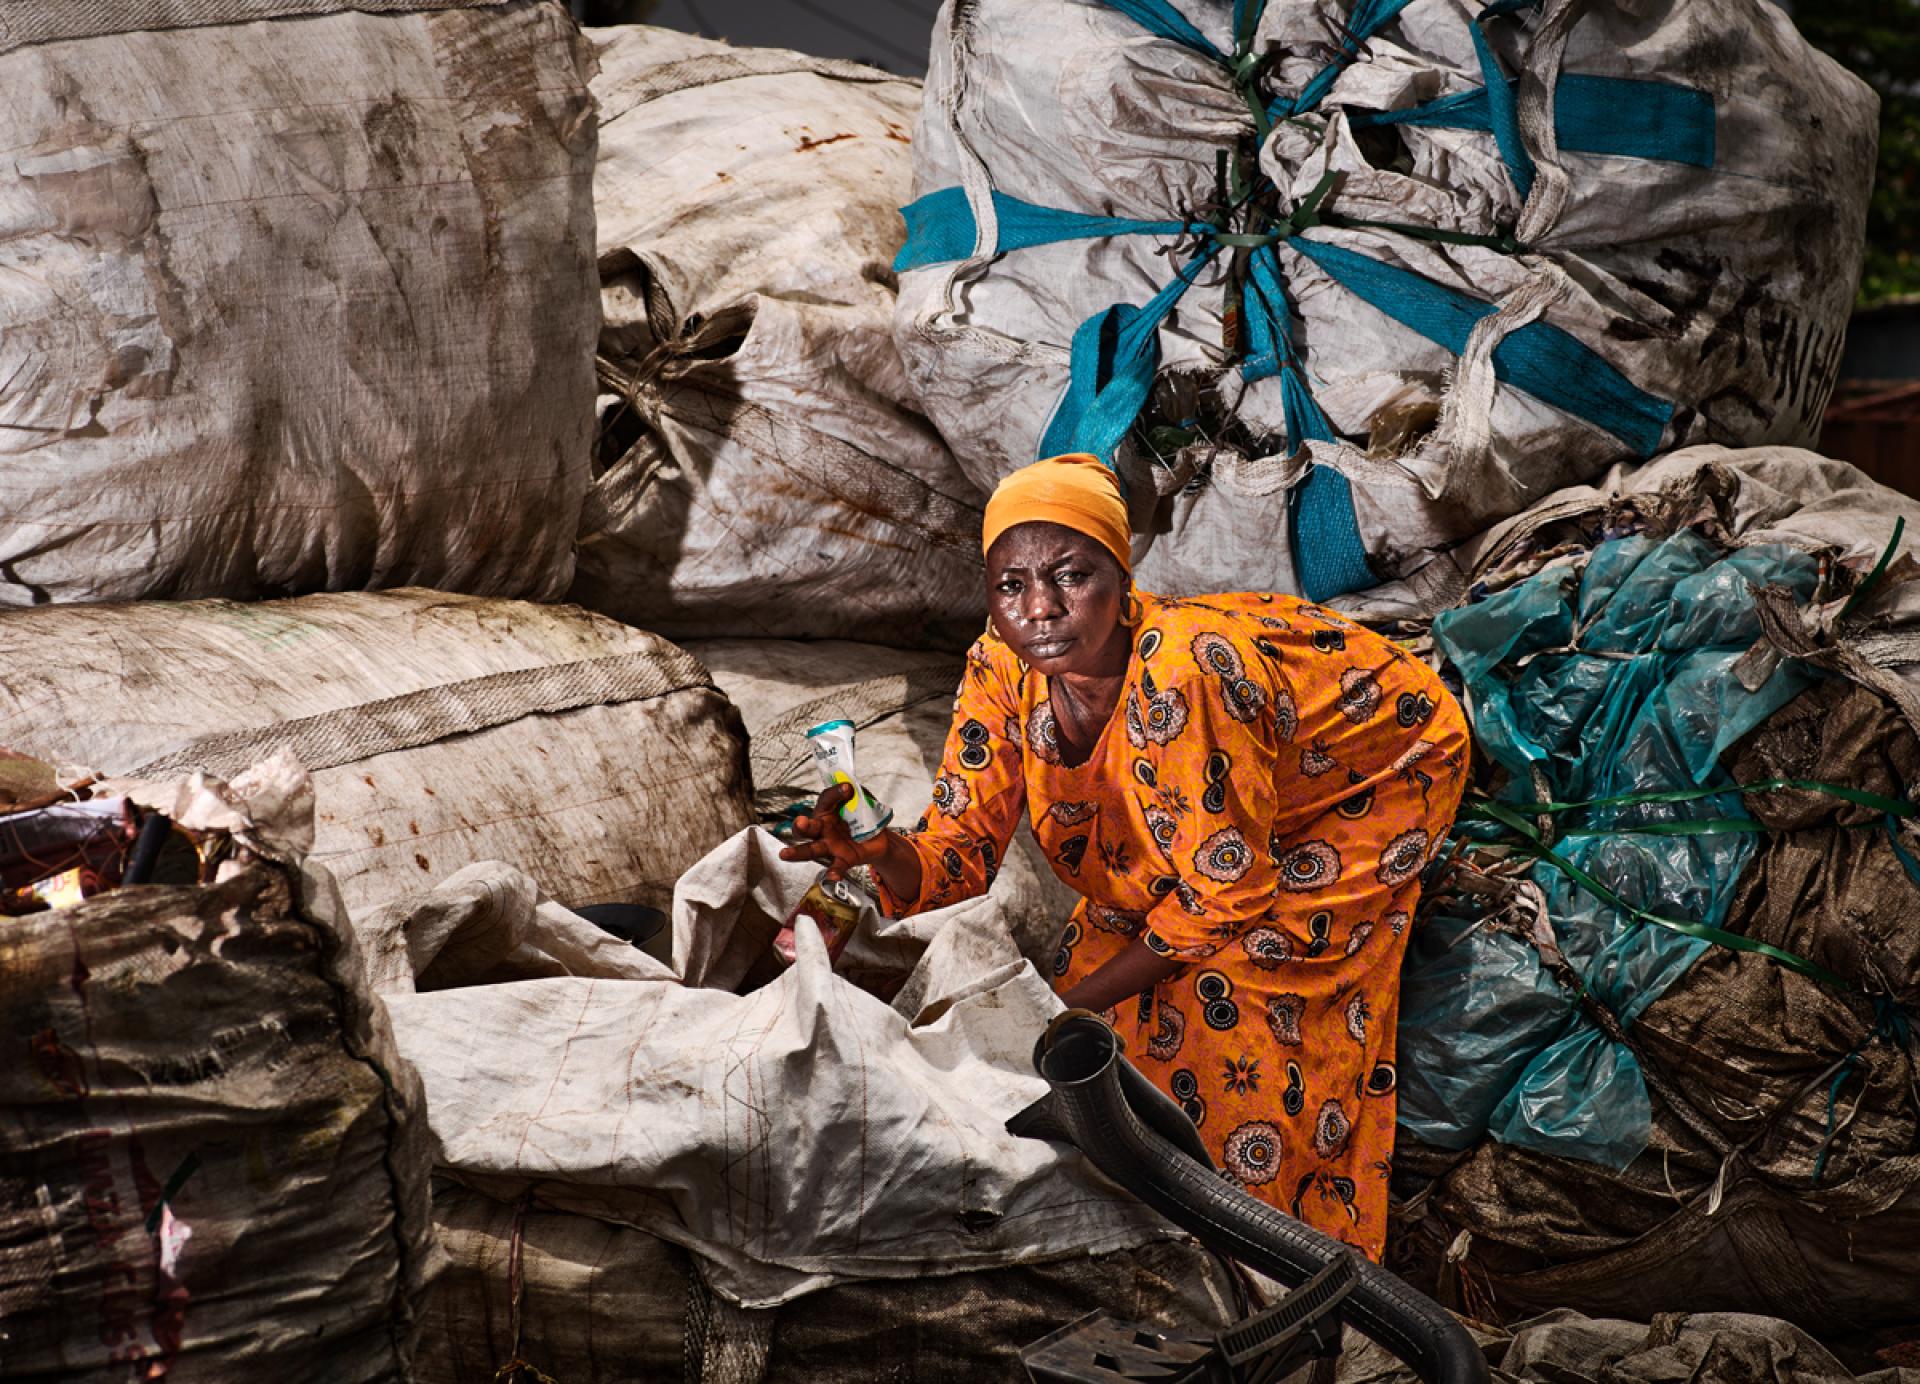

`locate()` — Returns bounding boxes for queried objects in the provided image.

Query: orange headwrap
[981,453,1132,574]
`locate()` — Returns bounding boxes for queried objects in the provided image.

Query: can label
[773,873,867,965]
[804,719,892,841]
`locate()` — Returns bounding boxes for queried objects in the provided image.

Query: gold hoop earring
[1122,591,1143,627]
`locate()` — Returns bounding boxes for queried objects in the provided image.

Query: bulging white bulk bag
[576,28,991,649]
[894,0,1876,602]
[0,0,599,606]
[382,828,1180,1308]
[0,591,752,917]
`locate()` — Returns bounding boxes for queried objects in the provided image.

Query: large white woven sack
[378,831,1176,1308]
[0,0,598,606]
[0,591,752,918]
[576,28,990,649]
[894,0,1876,603]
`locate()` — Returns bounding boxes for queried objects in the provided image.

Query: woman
[782,453,1468,1259]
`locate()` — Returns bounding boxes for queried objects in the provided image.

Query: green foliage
[1798,0,1920,305]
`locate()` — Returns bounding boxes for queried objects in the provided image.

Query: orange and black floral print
[876,591,1469,1260]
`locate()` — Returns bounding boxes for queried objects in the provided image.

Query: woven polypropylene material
[895,188,1187,273]
[0,0,501,55]
[1289,236,1674,456]
[750,662,964,794]
[606,48,914,113]
[1353,75,1717,170]
[129,650,715,782]
[1291,466,1377,602]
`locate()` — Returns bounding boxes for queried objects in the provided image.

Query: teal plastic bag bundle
[1397,531,1820,1167]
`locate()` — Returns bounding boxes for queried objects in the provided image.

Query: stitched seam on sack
[0,0,509,56]
[126,652,714,780]
[270,856,430,1368]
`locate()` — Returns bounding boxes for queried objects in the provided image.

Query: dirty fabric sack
[1331,1308,1908,1384]
[381,827,1179,1307]
[417,1183,1239,1384]
[0,0,598,606]
[896,0,1875,601]
[577,27,988,648]
[1400,528,1820,1166]
[1392,677,1920,1338]
[0,590,751,919]
[0,758,436,1382]
[685,638,1080,964]
[1383,453,1920,1338]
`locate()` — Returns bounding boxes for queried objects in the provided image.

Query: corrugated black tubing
[1019,1012,1487,1384]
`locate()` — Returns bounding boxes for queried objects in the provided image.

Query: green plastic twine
[1493,777,1918,822]
[1812,1053,1861,1185]
[1468,797,1855,990]
[1839,515,1906,620]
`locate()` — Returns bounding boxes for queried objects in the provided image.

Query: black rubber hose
[1021,1013,1487,1384]
[121,813,172,887]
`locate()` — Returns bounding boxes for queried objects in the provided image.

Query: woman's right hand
[778,782,883,881]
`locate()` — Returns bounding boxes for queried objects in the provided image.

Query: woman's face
[985,521,1131,677]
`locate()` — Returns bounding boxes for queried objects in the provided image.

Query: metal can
[804,719,892,841]
[773,871,867,965]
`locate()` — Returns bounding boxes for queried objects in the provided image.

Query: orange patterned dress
[878,591,1469,1258]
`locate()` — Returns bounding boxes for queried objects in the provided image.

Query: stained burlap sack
[1388,507,1920,1338]
[0,758,436,1381]
[575,27,988,649]
[0,590,752,918]
[0,0,598,607]
[379,828,1180,1308]
[416,1183,1240,1384]
[1332,1309,1907,1384]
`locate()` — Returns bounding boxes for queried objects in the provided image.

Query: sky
[589,0,940,76]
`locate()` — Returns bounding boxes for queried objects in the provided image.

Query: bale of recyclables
[1380,446,1920,1337]
[0,0,598,607]
[0,755,436,1382]
[894,0,1877,604]
[576,27,990,649]
[371,833,1197,1314]
[683,638,1081,964]
[1331,1309,1912,1384]
[0,590,752,919]
[416,1182,1240,1384]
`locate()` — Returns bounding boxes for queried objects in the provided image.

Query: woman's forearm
[1056,936,1185,1013]
[864,828,925,905]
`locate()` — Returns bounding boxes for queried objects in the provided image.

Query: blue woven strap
[1272,0,1417,119]
[1292,467,1376,600]
[1468,15,1534,199]
[1091,0,1227,61]
[895,188,1189,272]
[1290,236,1673,455]
[1240,244,1294,385]
[1353,74,1716,169]
[1038,248,1221,463]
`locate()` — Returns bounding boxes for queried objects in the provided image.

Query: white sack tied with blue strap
[892,0,1876,604]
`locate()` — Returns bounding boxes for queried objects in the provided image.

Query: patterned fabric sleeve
[1132,628,1299,960]
[876,638,1029,918]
